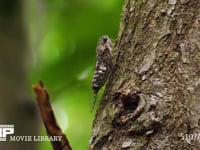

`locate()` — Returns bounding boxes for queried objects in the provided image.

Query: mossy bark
[90,0,200,149]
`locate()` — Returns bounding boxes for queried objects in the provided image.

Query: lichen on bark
[89,0,200,149]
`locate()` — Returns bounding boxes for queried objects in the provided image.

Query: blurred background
[0,0,122,149]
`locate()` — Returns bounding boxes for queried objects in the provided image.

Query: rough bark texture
[0,0,38,149]
[89,0,200,149]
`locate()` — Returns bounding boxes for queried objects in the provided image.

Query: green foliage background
[26,0,123,149]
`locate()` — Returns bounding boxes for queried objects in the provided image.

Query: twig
[32,80,72,150]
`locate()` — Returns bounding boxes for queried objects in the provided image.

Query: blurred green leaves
[27,0,123,149]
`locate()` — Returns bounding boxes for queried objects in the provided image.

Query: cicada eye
[102,37,108,43]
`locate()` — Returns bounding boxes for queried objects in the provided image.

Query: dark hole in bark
[122,94,140,110]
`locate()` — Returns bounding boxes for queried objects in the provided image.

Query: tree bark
[89,0,200,149]
[0,0,38,149]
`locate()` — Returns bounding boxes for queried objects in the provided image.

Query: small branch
[32,80,72,150]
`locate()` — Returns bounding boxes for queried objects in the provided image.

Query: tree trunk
[89,0,200,149]
[0,0,38,149]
